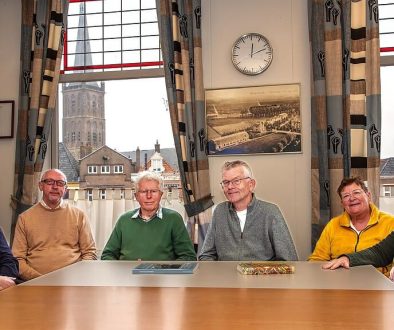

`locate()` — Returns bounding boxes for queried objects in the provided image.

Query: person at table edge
[309,176,394,275]
[322,230,394,281]
[0,228,19,290]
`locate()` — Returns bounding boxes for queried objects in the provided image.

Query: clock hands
[251,47,267,56]
[232,33,273,75]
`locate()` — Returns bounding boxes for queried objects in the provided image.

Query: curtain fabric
[309,0,381,248]
[156,0,213,249]
[10,0,67,239]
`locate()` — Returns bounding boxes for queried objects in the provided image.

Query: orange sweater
[12,202,96,280]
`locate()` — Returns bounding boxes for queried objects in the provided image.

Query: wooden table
[1,261,393,329]
[20,260,394,290]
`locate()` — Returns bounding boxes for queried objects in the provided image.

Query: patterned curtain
[10,0,67,240]
[309,0,381,249]
[156,0,213,250]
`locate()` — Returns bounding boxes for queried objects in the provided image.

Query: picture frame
[206,84,302,156]
[0,100,15,139]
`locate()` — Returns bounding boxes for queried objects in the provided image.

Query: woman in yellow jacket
[309,177,394,274]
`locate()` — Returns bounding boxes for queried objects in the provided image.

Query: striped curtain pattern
[11,0,67,239]
[156,0,213,249]
[309,0,381,248]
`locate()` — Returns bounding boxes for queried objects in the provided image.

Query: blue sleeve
[0,229,19,277]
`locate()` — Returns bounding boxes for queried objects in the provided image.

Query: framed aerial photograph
[0,100,15,139]
[206,84,301,155]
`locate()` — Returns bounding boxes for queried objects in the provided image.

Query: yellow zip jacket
[309,203,394,271]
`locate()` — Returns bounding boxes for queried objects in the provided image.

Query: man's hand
[322,256,350,270]
[0,276,16,291]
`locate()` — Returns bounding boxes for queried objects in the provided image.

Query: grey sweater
[199,196,298,261]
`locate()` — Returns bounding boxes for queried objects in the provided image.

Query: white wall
[0,0,312,259]
[0,0,20,241]
[202,0,311,259]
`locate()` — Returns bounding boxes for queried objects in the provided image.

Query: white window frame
[99,189,106,200]
[101,165,110,174]
[88,165,97,174]
[86,189,93,201]
[114,165,124,173]
[53,4,165,167]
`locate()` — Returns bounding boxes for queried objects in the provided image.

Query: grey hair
[40,169,67,183]
[135,171,163,191]
[222,160,253,178]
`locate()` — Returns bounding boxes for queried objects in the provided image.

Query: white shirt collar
[40,199,65,210]
[131,206,163,222]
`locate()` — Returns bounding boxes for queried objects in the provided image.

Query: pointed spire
[74,2,93,70]
[155,140,160,153]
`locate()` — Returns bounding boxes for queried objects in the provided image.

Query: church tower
[62,2,106,160]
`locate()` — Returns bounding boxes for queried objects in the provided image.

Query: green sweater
[347,231,394,267]
[101,208,196,261]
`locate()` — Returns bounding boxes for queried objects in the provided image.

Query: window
[114,165,123,173]
[101,165,110,174]
[88,165,97,174]
[379,2,394,214]
[120,189,125,199]
[86,189,93,201]
[379,1,394,56]
[384,186,391,197]
[62,0,162,74]
[99,189,106,200]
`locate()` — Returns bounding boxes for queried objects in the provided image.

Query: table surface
[22,260,394,290]
[1,286,394,330]
[2,261,394,329]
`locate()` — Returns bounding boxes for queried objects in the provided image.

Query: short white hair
[135,171,163,191]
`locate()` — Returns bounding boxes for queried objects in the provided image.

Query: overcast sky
[59,77,175,153]
[103,77,174,152]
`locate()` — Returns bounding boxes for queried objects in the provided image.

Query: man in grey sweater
[199,160,298,261]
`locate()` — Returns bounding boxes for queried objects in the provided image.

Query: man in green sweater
[101,172,196,261]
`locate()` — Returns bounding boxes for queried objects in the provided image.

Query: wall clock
[231,33,273,75]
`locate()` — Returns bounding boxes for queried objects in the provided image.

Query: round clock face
[231,33,273,75]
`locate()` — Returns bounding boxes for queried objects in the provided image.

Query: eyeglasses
[41,179,67,187]
[138,189,161,196]
[220,177,250,188]
[341,189,365,202]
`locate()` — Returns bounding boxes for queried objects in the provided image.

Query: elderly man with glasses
[101,171,196,261]
[199,160,298,261]
[12,169,96,281]
[309,177,394,275]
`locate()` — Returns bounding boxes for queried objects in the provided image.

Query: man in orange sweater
[12,169,96,280]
